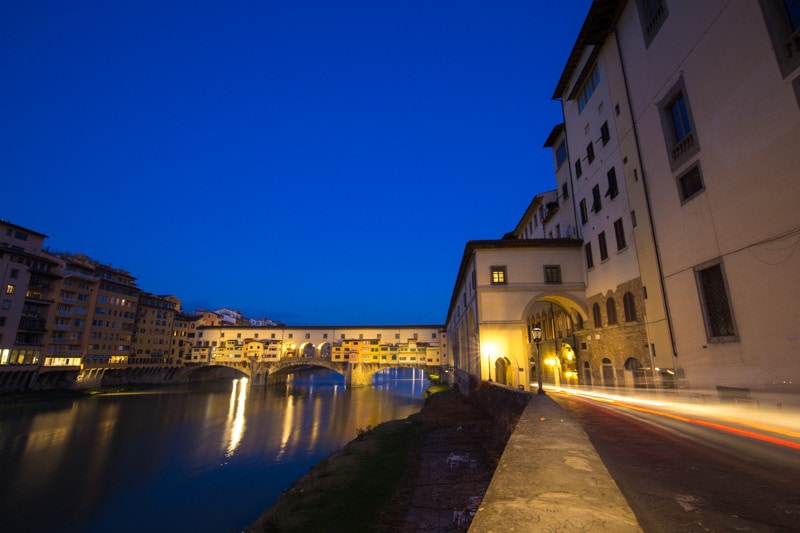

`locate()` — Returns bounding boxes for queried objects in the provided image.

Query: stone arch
[299,342,315,357]
[283,342,298,358]
[318,342,332,358]
[520,291,589,325]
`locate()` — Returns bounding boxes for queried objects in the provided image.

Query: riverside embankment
[246,382,639,532]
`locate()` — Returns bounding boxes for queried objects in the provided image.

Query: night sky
[1,1,592,325]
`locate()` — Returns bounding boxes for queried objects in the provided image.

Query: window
[585,243,594,269]
[2,300,10,310]
[677,164,705,202]
[10,269,18,279]
[579,199,588,225]
[544,265,562,284]
[623,292,637,322]
[659,77,698,169]
[574,158,583,178]
[561,182,569,200]
[758,0,800,76]
[591,185,602,213]
[586,142,595,164]
[599,232,609,261]
[606,168,619,199]
[637,0,668,47]
[490,266,507,284]
[600,121,610,145]
[696,262,737,339]
[5,284,14,295]
[577,66,600,113]
[592,303,602,328]
[614,218,627,250]
[555,140,567,168]
[606,298,618,325]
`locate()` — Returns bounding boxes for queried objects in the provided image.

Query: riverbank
[245,382,529,532]
[0,384,162,406]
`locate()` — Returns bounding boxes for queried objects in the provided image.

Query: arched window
[575,312,584,330]
[623,292,637,322]
[592,303,602,328]
[606,298,618,325]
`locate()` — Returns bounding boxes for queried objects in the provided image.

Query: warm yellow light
[482,343,497,358]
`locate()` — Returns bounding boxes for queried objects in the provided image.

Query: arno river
[0,367,428,533]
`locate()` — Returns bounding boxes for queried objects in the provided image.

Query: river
[0,367,428,533]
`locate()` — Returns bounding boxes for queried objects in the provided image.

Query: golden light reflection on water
[223,378,248,457]
[275,393,295,462]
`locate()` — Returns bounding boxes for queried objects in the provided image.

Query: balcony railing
[671,133,695,161]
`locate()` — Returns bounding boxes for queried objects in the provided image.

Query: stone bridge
[209,356,438,387]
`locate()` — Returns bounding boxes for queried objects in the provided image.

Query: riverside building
[447,0,800,399]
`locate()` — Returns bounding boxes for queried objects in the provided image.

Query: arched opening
[624,357,646,388]
[582,361,592,387]
[601,357,615,387]
[300,342,316,357]
[283,343,298,358]
[495,357,509,385]
[318,342,332,358]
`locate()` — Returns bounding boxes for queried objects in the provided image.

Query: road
[550,389,800,533]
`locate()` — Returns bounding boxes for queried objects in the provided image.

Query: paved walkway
[469,393,642,532]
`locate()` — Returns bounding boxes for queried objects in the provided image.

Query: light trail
[553,387,800,451]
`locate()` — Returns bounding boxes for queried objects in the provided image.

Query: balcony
[671,133,695,161]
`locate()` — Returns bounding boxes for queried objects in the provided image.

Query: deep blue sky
[1,1,591,326]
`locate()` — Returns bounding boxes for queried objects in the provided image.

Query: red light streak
[597,399,800,451]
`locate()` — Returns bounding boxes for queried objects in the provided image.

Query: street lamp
[531,325,544,395]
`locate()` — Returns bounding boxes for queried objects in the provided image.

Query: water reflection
[224,377,248,458]
[0,367,425,533]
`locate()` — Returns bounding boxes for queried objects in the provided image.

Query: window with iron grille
[592,303,602,328]
[544,265,562,284]
[677,164,704,203]
[696,262,738,339]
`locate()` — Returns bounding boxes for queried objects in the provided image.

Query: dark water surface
[0,368,427,532]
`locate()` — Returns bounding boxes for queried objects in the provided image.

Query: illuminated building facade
[0,221,59,390]
[447,0,800,397]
